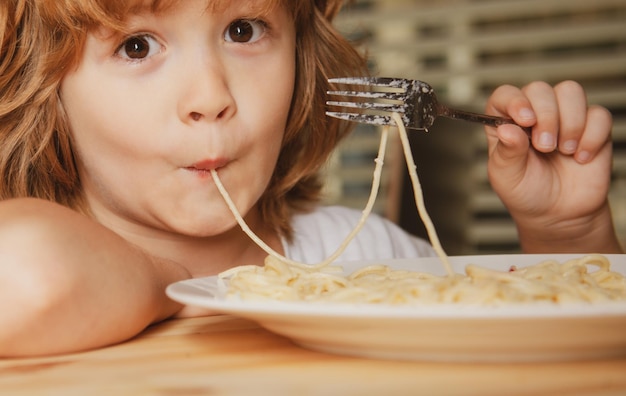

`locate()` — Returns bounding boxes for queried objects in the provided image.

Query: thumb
[487,124,532,189]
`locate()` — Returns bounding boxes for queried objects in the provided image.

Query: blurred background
[320,0,626,255]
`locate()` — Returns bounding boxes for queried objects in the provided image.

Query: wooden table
[1,315,625,395]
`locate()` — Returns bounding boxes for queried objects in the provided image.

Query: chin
[170,218,239,239]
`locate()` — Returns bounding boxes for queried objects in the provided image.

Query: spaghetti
[212,113,626,305]
[224,254,625,304]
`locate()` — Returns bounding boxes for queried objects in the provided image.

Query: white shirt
[282,206,435,264]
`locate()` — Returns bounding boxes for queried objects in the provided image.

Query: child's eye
[116,35,162,61]
[224,19,267,43]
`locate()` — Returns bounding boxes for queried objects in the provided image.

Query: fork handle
[439,106,532,136]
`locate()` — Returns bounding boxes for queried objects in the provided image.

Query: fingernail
[538,132,556,150]
[576,150,591,163]
[519,108,535,120]
[561,140,578,154]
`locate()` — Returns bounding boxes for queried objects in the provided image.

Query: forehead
[93,0,283,19]
[48,0,287,33]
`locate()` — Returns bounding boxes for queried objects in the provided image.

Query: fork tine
[326,100,405,113]
[326,90,406,101]
[325,111,395,127]
[327,77,414,129]
[328,77,406,88]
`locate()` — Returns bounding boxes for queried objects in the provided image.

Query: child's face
[60,0,295,238]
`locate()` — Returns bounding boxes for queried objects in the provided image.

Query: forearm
[515,203,624,254]
[0,199,191,357]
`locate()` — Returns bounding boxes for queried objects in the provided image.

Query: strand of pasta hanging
[213,125,390,275]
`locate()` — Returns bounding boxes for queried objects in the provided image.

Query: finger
[487,123,531,184]
[487,126,530,211]
[553,81,587,155]
[575,105,612,164]
[521,81,559,153]
[486,84,536,127]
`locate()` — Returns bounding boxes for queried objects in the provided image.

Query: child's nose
[177,62,235,125]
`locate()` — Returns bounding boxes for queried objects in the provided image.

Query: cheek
[62,77,156,158]
[62,75,115,144]
[260,58,296,137]
[245,37,296,122]
[235,54,294,148]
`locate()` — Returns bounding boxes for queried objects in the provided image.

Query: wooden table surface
[1,315,625,396]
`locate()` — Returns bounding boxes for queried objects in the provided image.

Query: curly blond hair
[0,0,367,238]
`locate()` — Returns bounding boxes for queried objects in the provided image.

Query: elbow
[0,199,87,356]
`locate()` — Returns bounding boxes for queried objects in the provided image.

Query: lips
[186,158,228,172]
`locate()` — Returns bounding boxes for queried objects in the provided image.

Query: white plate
[166,254,626,362]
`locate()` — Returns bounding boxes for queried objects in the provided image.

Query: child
[0,0,621,357]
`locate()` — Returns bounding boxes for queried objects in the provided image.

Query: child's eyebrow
[121,0,279,20]
[128,0,181,14]
[205,0,281,17]
[89,0,283,35]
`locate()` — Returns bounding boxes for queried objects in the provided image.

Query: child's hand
[484,80,621,253]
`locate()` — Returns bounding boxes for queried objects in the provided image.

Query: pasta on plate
[223,254,626,305]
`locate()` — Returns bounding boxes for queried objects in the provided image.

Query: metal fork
[326,77,531,135]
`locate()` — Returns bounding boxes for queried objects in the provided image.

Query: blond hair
[0,0,367,238]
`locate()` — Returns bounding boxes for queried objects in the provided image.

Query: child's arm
[0,198,190,357]
[484,80,623,254]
